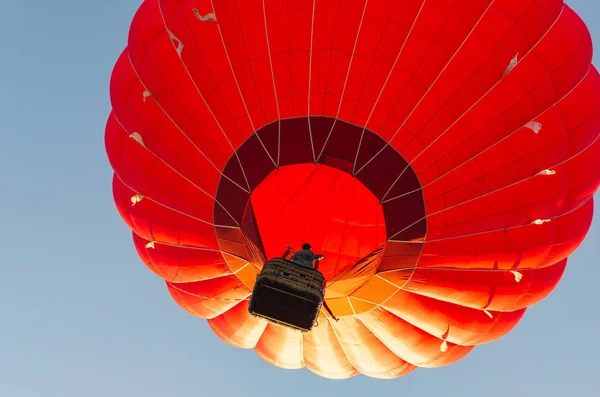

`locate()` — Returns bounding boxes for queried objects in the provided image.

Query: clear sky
[1,1,599,396]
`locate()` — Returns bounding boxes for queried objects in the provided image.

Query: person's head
[302,243,312,250]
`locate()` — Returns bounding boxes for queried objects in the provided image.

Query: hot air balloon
[105,0,600,379]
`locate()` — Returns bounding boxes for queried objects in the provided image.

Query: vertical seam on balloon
[307,0,317,163]
[315,0,371,163]
[156,0,252,192]
[354,0,497,177]
[352,0,428,174]
[261,0,282,166]
[386,106,597,242]
[113,112,241,227]
[123,55,250,195]
[209,0,278,170]
[377,3,568,201]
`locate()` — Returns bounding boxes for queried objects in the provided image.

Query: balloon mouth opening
[211,116,427,299]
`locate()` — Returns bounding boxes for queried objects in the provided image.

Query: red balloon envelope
[106,0,600,378]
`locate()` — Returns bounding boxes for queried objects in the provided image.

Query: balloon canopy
[106,0,600,379]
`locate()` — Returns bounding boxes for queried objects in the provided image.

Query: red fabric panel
[329,316,416,378]
[166,275,251,319]
[128,0,244,159]
[112,175,218,249]
[132,233,234,282]
[108,51,225,197]
[357,307,474,367]
[251,163,385,279]
[417,70,600,244]
[382,289,526,346]
[381,259,567,311]
[386,0,567,154]
[302,319,358,379]
[412,197,595,270]
[105,99,219,226]
[364,0,497,142]
[209,0,279,128]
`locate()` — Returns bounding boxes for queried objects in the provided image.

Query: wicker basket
[248,258,325,332]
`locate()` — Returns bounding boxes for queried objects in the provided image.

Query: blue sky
[1,1,599,396]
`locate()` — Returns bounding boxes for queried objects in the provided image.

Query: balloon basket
[248,258,326,333]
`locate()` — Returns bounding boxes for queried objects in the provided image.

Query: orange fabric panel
[208,301,268,348]
[325,247,384,298]
[254,324,305,370]
[302,319,358,379]
[330,317,416,379]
